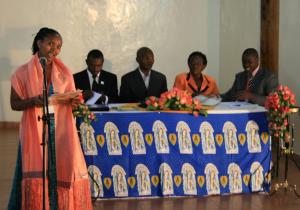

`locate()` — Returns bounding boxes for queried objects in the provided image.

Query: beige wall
[0,0,263,122]
[279,0,300,154]
[1,0,222,121]
[219,0,261,92]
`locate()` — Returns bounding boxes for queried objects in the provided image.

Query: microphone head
[39,57,47,66]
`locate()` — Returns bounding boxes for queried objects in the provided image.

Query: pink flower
[166,92,172,99]
[180,96,187,104]
[144,88,206,116]
[78,94,84,103]
[88,113,94,120]
[283,94,289,101]
[158,98,166,107]
[193,111,199,117]
[170,88,178,97]
[149,96,156,102]
[265,85,296,142]
[283,86,291,95]
[284,118,288,126]
[145,100,151,105]
[195,104,202,110]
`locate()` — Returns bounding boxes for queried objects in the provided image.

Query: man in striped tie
[221,48,278,106]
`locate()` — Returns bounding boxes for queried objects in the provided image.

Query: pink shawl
[11,54,88,186]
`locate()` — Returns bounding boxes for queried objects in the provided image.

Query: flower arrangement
[72,94,97,125]
[144,88,207,117]
[265,85,297,142]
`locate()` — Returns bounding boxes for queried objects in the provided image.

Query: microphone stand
[38,58,51,210]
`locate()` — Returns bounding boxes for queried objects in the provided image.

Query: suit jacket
[120,68,168,103]
[173,72,220,97]
[73,69,118,103]
[221,68,278,106]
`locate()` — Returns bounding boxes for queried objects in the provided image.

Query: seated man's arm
[73,74,93,101]
[250,73,278,106]
[108,75,119,103]
[119,76,131,103]
[161,75,168,94]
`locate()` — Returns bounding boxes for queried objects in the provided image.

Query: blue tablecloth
[77,102,271,198]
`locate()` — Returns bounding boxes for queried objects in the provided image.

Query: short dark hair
[136,47,153,60]
[188,51,207,65]
[242,48,259,59]
[32,27,61,54]
[87,49,104,60]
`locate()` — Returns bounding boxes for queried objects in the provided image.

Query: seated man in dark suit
[221,48,278,106]
[73,49,118,104]
[120,47,168,103]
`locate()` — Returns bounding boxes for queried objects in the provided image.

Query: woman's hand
[32,95,44,107]
[70,96,82,109]
[82,90,93,101]
[235,90,254,101]
[48,90,84,107]
[10,87,44,111]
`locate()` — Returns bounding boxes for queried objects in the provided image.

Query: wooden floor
[1,127,300,210]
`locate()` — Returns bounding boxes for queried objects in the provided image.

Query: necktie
[247,73,254,90]
[92,75,98,92]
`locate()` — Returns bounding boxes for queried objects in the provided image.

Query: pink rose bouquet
[72,93,97,125]
[144,88,207,117]
[265,85,297,142]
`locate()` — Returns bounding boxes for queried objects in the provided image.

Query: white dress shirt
[86,69,108,104]
[138,68,151,89]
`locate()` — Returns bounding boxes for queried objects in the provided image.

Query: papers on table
[226,101,262,109]
[109,103,142,112]
[209,102,266,114]
[86,91,101,105]
[193,95,222,106]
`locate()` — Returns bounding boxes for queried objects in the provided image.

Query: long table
[77,102,271,199]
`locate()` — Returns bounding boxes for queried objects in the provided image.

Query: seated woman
[173,51,219,97]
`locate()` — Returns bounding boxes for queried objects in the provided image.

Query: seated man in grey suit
[221,48,278,106]
[120,47,168,103]
[73,49,118,104]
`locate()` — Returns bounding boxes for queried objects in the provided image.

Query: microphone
[40,57,47,70]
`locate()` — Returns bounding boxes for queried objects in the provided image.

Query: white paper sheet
[193,94,222,106]
[86,91,101,105]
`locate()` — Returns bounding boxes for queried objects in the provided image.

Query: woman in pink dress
[8,27,93,210]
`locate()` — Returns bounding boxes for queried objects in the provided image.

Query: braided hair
[32,27,61,54]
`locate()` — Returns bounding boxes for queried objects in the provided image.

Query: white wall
[219,0,261,92]
[0,0,222,122]
[0,0,263,122]
[279,0,300,154]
